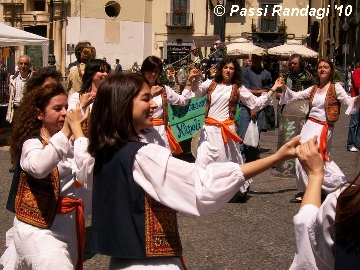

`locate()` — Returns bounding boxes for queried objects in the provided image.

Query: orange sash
[204,117,242,143]
[152,118,183,154]
[308,117,334,162]
[56,197,85,270]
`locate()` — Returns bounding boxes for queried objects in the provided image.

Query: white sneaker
[348,146,359,152]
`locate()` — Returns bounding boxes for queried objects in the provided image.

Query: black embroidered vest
[91,142,182,259]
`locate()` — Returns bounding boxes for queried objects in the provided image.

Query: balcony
[165,13,193,29]
[252,18,287,34]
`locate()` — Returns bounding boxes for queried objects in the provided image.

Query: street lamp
[48,0,56,66]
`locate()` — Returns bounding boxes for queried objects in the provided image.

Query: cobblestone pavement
[0,106,357,269]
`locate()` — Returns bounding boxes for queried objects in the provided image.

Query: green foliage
[332,69,343,82]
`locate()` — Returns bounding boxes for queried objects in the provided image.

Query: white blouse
[67,92,93,114]
[152,85,192,119]
[279,83,359,118]
[291,189,341,270]
[86,143,245,217]
[192,79,273,122]
[20,131,92,196]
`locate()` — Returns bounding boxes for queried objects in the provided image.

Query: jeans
[347,110,360,148]
[237,106,265,162]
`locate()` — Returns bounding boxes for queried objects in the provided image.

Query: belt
[204,117,242,143]
[56,197,85,270]
[308,117,334,162]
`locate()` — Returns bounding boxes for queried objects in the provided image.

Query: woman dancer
[275,59,360,202]
[140,56,192,154]
[87,73,301,269]
[290,136,360,269]
[0,83,91,269]
[68,58,110,113]
[186,57,276,198]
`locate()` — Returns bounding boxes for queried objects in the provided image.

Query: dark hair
[313,58,334,85]
[9,83,67,162]
[335,173,360,251]
[288,54,305,71]
[214,57,242,87]
[74,41,91,62]
[24,66,62,93]
[87,74,146,157]
[140,56,163,85]
[80,59,111,94]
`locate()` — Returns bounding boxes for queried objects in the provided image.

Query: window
[105,1,121,18]
[260,4,277,32]
[34,1,45,11]
[172,0,188,26]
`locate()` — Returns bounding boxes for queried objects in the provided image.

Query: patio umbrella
[226,38,266,59]
[268,39,318,60]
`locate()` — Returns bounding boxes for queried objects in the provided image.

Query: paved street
[0,105,357,270]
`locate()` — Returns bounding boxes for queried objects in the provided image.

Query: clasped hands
[283,135,324,178]
[273,76,286,91]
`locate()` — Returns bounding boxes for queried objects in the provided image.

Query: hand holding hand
[79,92,95,109]
[187,68,202,82]
[275,135,302,162]
[151,85,164,98]
[66,103,90,139]
[295,136,323,178]
[273,76,285,90]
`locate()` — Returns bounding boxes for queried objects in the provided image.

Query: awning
[193,35,220,47]
[0,23,48,46]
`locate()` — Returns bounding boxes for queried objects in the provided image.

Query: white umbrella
[268,39,318,60]
[226,38,266,59]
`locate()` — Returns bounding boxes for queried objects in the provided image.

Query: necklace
[40,131,51,140]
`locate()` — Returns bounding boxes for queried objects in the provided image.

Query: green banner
[168,96,207,142]
[168,96,240,142]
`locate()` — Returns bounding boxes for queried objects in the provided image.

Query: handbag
[243,120,259,147]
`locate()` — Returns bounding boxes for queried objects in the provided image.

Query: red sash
[152,118,183,154]
[308,117,334,162]
[56,197,85,270]
[204,117,242,143]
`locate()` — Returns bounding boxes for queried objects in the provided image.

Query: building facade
[2,0,355,75]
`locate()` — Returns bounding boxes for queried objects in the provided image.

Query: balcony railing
[252,18,287,33]
[166,13,193,29]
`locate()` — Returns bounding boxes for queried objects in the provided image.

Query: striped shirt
[13,73,30,106]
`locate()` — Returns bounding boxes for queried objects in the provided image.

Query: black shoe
[290,197,302,203]
[237,186,250,203]
[290,192,304,203]
[8,166,15,173]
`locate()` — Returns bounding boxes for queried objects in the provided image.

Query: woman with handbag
[275,59,360,203]
[0,83,91,269]
[186,57,276,200]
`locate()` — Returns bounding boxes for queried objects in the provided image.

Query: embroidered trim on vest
[161,87,169,126]
[81,115,89,137]
[145,193,182,257]
[79,93,90,137]
[205,81,239,120]
[15,139,60,228]
[308,83,340,123]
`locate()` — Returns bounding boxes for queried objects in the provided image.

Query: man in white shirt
[6,55,32,172]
